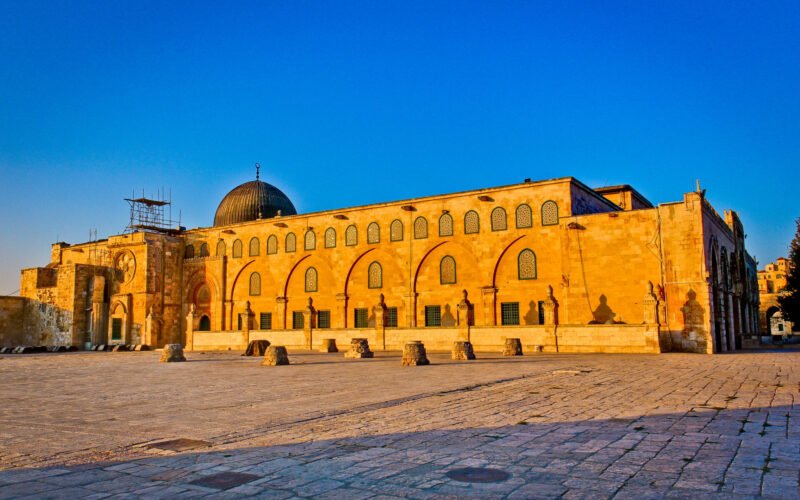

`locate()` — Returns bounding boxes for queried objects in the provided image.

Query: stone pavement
[0,348,798,498]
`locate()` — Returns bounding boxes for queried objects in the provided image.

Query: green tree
[778,218,800,324]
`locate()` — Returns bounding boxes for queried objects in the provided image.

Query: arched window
[324,228,336,248]
[199,315,211,331]
[541,201,559,226]
[305,267,318,292]
[249,237,260,256]
[266,235,278,255]
[232,239,243,258]
[368,261,382,289]
[367,222,380,244]
[439,213,454,237]
[199,242,210,257]
[491,207,507,231]
[390,219,403,242]
[285,233,296,253]
[249,272,261,296]
[304,230,316,251]
[216,240,226,257]
[345,225,357,246]
[440,255,456,284]
[414,216,428,239]
[464,210,480,234]
[518,249,537,280]
[184,244,195,259]
[516,204,533,228]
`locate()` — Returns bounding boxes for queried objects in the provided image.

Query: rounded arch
[343,249,375,297]
[249,272,261,296]
[491,235,526,288]
[345,225,358,246]
[491,207,507,231]
[516,204,533,228]
[324,227,336,248]
[266,234,278,255]
[304,230,316,251]
[464,210,480,234]
[198,315,211,331]
[440,255,457,284]
[305,266,318,292]
[541,200,559,226]
[390,219,403,242]
[368,261,382,289]
[518,248,537,279]
[282,255,312,298]
[439,213,454,237]
[414,216,428,239]
[285,232,297,253]
[184,244,195,259]
[199,242,210,257]
[216,240,226,257]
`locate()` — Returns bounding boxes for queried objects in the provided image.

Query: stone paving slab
[1,349,799,498]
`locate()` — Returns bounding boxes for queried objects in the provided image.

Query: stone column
[373,293,387,350]
[90,276,106,348]
[336,293,348,328]
[240,301,253,345]
[643,281,659,325]
[405,292,417,328]
[717,292,728,353]
[303,297,315,349]
[457,289,472,342]
[145,305,161,347]
[276,296,288,330]
[543,285,558,326]
[481,286,497,326]
[185,304,195,351]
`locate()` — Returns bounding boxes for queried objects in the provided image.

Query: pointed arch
[390,219,404,242]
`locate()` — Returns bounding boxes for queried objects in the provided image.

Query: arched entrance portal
[199,315,211,331]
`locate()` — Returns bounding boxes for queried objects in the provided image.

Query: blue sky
[0,1,798,293]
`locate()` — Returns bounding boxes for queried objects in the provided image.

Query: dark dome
[214,180,297,227]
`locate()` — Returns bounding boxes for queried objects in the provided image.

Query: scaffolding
[125,188,182,234]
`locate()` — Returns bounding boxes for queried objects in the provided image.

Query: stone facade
[12,175,759,353]
[758,257,794,335]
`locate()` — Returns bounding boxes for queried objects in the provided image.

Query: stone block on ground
[261,345,290,366]
[402,341,430,366]
[344,338,374,358]
[243,339,271,357]
[451,341,476,360]
[320,338,338,353]
[132,345,150,351]
[112,345,128,352]
[159,344,186,363]
[503,338,523,356]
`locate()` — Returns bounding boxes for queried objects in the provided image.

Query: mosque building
[1,170,760,354]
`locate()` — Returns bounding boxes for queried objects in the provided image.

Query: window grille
[305,267,318,292]
[516,204,532,228]
[440,255,456,284]
[184,245,195,259]
[501,302,520,325]
[200,243,210,257]
[538,301,545,324]
[354,308,369,328]
[285,233,296,253]
[249,237,260,256]
[267,235,278,254]
[317,310,331,329]
[367,222,380,244]
[541,201,559,226]
[304,230,315,251]
[390,219,403,241]
[491,207,507,231]
[464,210,479,234]
[368,261,382,289]
[237,315,242,330]
[414,217,428,239]
[259,312,272,330]
[425,305,441,327]
[518,249,537,280]
[345,225,357,246]
[216,240,226,257]
[232,239,243,258]
[249,272,261,296]
[292,311,304,329]
[439,213,454,236]
[386,307,398,327]
[324,228,336,248]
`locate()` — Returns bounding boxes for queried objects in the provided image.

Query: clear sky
[1,1,798,294]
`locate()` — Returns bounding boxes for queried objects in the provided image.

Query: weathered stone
[451,341,476,360]
[112,345,128,352]
[320,338,338,353]
[503,338,523,356]
[402,341,430,366]
[159,344,186,363]
[132,344,150,351]
[243,339,271,356]
[344,338,373,359]
[261,345,290,366]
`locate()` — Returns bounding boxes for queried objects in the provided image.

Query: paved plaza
[1,348,798,498]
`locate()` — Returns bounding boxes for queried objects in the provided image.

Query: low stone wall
[0,296,27,347]
[191,323,661,354]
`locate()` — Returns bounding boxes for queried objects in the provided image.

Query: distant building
[758,257,794,335]
[1,173,760,354]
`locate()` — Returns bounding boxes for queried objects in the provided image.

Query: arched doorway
[199,315,211,331]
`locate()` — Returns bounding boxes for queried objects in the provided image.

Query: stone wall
[0,296,27,347]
